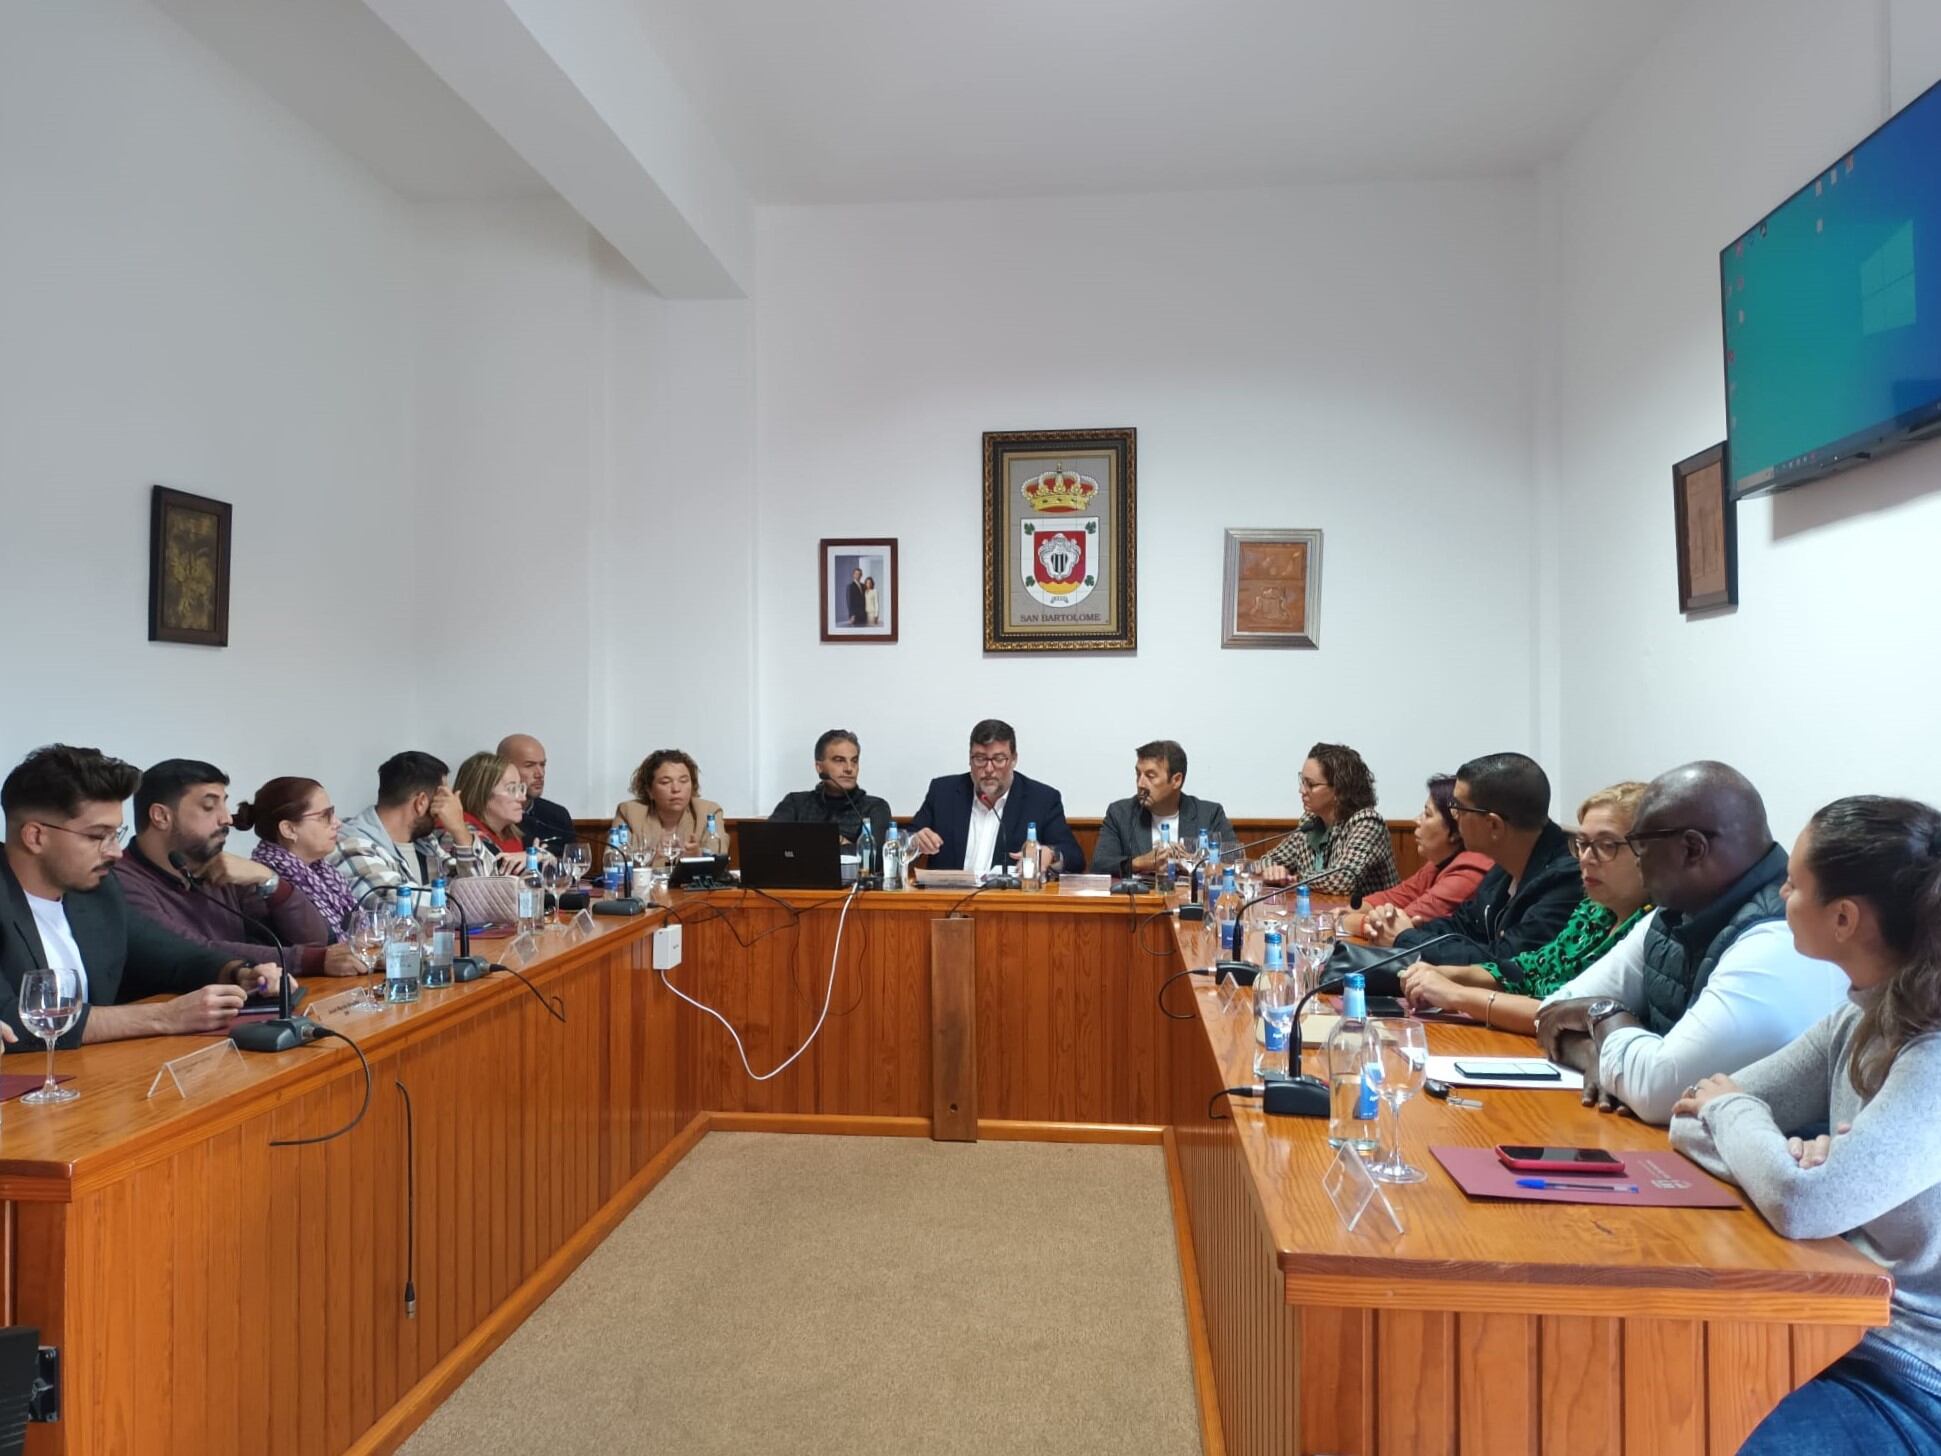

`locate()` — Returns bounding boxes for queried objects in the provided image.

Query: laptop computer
[737,821,845,890]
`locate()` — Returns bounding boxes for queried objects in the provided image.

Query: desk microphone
[819,771,880,886]
[1211,870,1335,986]
[1259,933,1460,1117]
[170,851,319,1052]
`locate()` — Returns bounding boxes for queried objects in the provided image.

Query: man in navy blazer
[906,719,1084,876]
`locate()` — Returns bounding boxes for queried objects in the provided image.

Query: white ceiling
[158,0,551,201]
[632,0,1692,203]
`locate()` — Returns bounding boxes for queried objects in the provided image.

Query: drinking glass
[564,841,591,885]
[344,907,387,1013]
[1367,1018,1429,1183]
[19,967,82,1105]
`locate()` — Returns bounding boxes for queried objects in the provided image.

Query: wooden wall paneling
[1540,1315,1623,1456]
[1622,1318,1705,1456]
[1789,1323,1865,1387]
[929,916,977,1140]
[1456,1312,1539,1456]
[168,1139,209,1456]
[236,1102,274,1451]
[1374,1310,1457,1456]
[1706,1322,1792,1454]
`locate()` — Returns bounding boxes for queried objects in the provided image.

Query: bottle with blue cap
[1325,972,1382,1151]
[1253,928,1293,1078]
[1019,821,1042,891]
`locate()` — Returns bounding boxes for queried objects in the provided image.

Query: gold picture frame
[982,427,1136,652]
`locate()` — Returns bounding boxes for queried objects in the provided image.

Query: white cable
[656,883,860,1082]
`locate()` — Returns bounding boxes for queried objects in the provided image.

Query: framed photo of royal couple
[982,427,1137,652]
[819,538,899,642]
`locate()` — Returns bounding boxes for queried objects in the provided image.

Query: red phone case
[1493,1147,1628,1175]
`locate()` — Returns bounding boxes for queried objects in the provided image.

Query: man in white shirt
[1535,762,1847,1124]
[905,719,1085,877]
[1,745,281,1046]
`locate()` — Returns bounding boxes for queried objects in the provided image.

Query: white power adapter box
[651,923,683,970]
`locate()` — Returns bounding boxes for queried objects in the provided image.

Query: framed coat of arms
[982,427,1136,652]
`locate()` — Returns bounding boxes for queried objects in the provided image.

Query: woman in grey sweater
[1671,795,1941,1454]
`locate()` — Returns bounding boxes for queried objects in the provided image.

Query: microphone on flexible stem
[1260,933,1461,1118]
[353,880,486,983]
[1211,870,1334,986]
[170,851,318,1052]
[819,770,878,887]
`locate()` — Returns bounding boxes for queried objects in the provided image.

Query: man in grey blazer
[1091,740,1234,879]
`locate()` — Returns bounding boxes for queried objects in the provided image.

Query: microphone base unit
[591,897,647,917]
[231,1015,323,1054]
[1214,959,1261,987]
[1261,1075,1331,1118]
[452,955,489,983]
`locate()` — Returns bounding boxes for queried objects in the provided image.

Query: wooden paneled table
[0,888,1893,1455]
[1165,919,1892,1455]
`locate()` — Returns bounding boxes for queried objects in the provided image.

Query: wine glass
[343,907,387,1013]
[1367,1018,1429,1183]
[19,967,82,1104]
[563,841,591,886]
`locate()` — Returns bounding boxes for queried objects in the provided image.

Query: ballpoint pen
[1516,1178,1640,1193]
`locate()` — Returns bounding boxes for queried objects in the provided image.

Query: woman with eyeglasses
[235,777,356,931]
[1259,742,1399,899]
[449,751,538,870]
[1340,774,1493,940]
[1400,781,1651,1033]
[1671,796,1941,1454]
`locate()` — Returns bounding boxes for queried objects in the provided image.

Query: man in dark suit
[2,744,281,1048]
[845,567,868,626]
[1091,739,1234,879]
[499,733,577,853]
[906,719,1084,877]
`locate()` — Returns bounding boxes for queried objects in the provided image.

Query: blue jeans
[1741,1337,1941,1454]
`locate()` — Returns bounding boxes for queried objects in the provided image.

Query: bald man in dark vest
[1535,761,1847,1123]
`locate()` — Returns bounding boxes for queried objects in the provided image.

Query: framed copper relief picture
[1673,442,1737,613]
[1222,529,1321,648]
[982,427,1136,652]
[148,485,232,647]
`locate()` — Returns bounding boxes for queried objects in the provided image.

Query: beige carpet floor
[401,1132,1201,1456]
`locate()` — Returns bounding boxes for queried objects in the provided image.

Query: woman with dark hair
[1260,742,1399,899]
[1671,796,1941,1454]
[1338,774,1492,937]
[236,777,357,932]
[614,749,723,855]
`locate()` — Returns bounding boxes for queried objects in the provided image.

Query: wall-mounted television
[1721,78,1941,500]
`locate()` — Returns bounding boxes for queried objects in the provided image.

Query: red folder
[1430,1144,1744,1208]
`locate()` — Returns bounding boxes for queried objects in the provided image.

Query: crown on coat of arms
[1021,466,1098,513]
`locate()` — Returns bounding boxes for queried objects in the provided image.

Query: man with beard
[906,719,1084,878]
[115,757,356,976]
[326,750,495,907]
[2,744,281,1045]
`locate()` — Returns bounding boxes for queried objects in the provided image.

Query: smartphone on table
[1493,1145,1627,1175]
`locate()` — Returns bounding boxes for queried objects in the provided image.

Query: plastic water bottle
[1019,821,1042,890]
[1215,867,1241,954]
[701,812,727,858]
[1157,820,1176,892]
[1253,928,1293,1079]
[520,846,546,931]
[1296,883,1312,919]
[1326,973,1382,1151]
[421,879,457,988]
[857,818,877,880]
[603,829,625,897]
[383,886,423,1003]
[881,824,905,889]
[1189,828,1210,904]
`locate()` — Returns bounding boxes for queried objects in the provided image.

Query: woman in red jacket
[1339,774,1490,941]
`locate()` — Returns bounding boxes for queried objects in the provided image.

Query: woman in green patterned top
[1400,781,1650,1034]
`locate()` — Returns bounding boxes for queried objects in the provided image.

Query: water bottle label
[519,889,537,917]
[1263,1012,1291,1053]
[385,944,409,980]
[1219,919,1236,952]
[1355,1065,1382,1120]
[432,931,454,959]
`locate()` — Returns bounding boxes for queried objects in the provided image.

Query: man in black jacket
[1382,752,1581,988]
[500,734,577,853]
[906,719,1085,876]
[2,744,280,1048]
[767,729,893,847]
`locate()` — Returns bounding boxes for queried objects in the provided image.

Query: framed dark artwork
[1673,442,1737,613]
[1221,529,1323,648]
[148,485,232,646]
[982,427,1136,652]
[819,538,899,642]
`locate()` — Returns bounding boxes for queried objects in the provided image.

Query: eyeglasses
[1620,826,1720,859]
[1298,777,1328,792]
[1566,833,1627,864]
[493,781,529,799]
[1447,801,1493,821]
[296,806,338,822]
[969,754,1013,769]
[31,821,131,849]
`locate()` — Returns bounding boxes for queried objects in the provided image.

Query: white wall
[0,0,417,813]
[1548,0,1941,837]
[751,184,1543,820]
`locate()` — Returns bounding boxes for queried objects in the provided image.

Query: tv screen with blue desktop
[1722,78,1941,500]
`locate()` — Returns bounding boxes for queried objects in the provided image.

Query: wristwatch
[257,872,281,899]
[1584,997,1629,1028]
